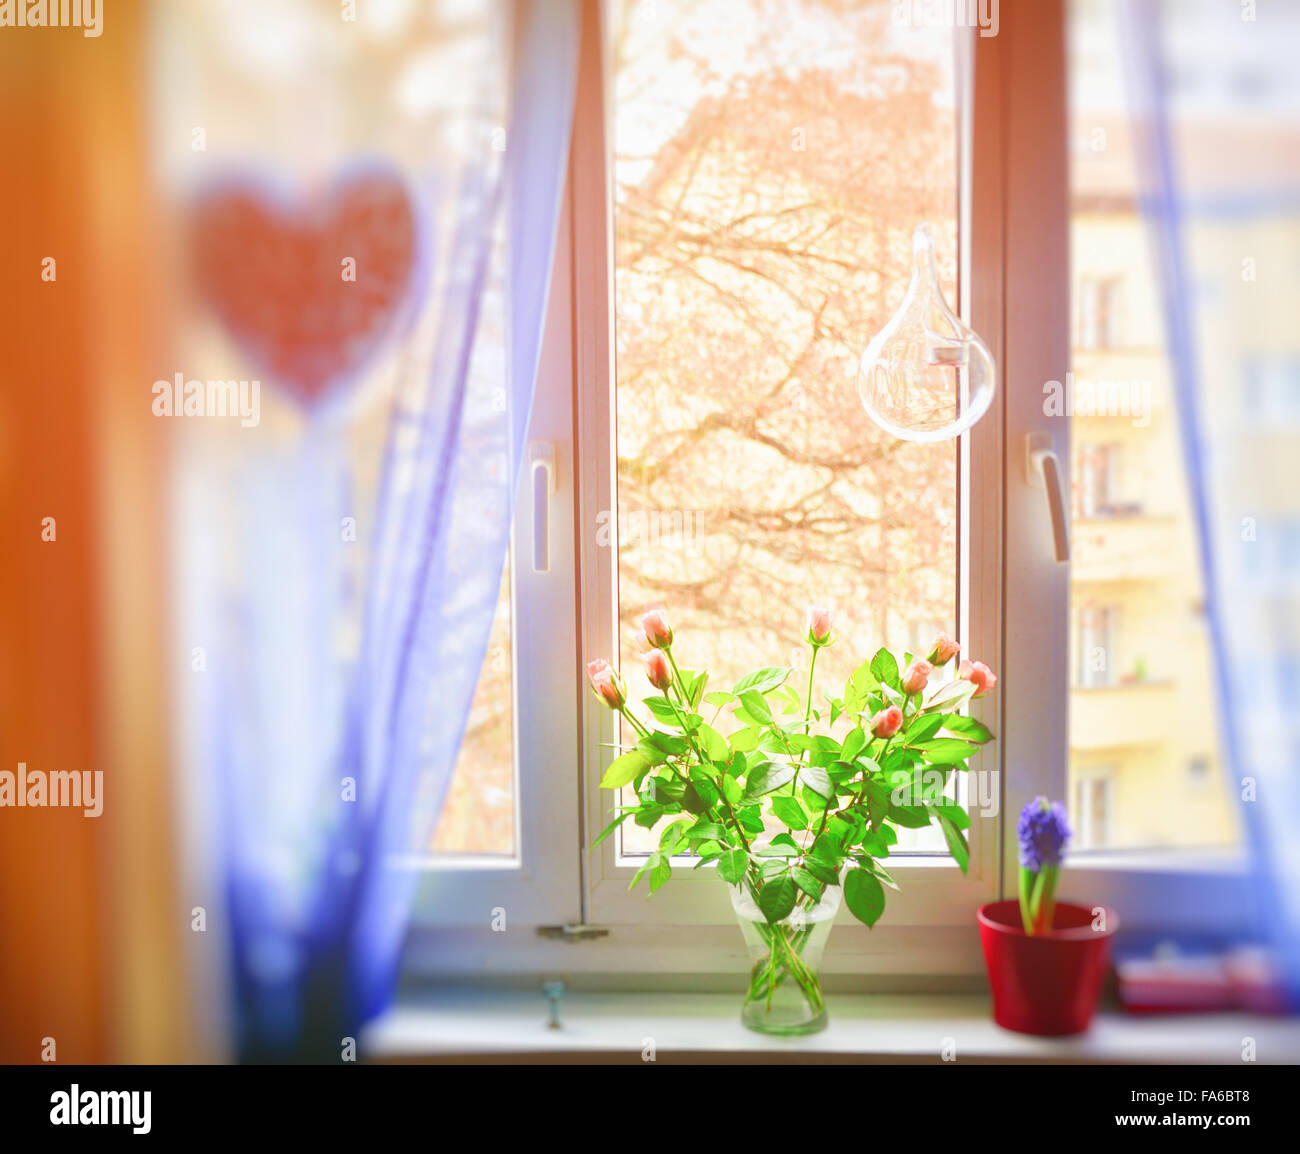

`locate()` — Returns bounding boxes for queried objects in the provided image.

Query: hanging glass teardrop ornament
[857,223,995,442]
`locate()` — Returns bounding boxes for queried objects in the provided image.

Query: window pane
[611,0,961,854]
[1066,0,1239,851]
[431,562,515,855]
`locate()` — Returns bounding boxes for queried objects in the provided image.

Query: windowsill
[363,988,1300,1064]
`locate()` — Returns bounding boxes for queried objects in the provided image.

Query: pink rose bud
[869,704,903,739]
[643,649,672,692]
[641,608,673,650]
[927,632,961,666]
[587,658,625,709]
[806,605,833,647]
[901,658,933,695]
[958,659,998,697]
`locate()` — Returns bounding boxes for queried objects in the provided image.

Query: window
[1073,771,1113,849]
[1073,604,1117,689]
[1074,443,1116,519]
[1076,275,1122,350]
[609,0,961,861]
[432,567,516,857]
[570,0,1002,938]
[411,0,1252,968]
[1063,0,1241,864]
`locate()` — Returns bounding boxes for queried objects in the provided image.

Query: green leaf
[695,723,730,763]
[736,805,765,833]
[757,875,797,923]
[633,803,664,828]
[863,857,900,891]
[649,774,684,802]
[802,857,840,886]
[859,829,893,857]
[642,695,683,726]
[810,832,845,869]
[600,749,652,789]
[903,712,945,743]
[770,795,809,830]
[741,761,795,801]
[936,811,970,874]
[754,841,800,857]
[704,690,734,708]
[592,811,630,847]
[844,660,880,715]
[721,777,744,807]
[790,867,824,902]
[725,749,747,779]
[870,648,900,690]
[733,667,792,696]
[738,690,774,726]
[940,714,995,743]
[912,737,978,765]
[640,730,687,758]
[687,821,729,842]
[683,669,709,709]
[679,784,711,814]
[930,802,971,830]
[921,679,977,713]
[688,765,720,803]
[841,726,866,762]
[889,804,932,829]
[717,848,748,884]
[730,726,761,752]
[799,764,834,799]
[844,867,887,927]
[660,817,692,851]
[628,852,657,891]
[800,784,829,814]
[649,855,672,893]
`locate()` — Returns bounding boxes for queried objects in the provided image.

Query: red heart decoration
[191,168,421,405]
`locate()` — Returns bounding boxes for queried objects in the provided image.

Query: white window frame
[1002,0,1251,935]
[409,182,585,932]
[571,0,1001,961]
[408,0,1252,973]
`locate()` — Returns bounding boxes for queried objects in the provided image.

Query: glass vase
[729,879,842,1036]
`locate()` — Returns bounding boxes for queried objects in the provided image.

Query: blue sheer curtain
[1121,0,1300,1009]
[185,0,578,1059]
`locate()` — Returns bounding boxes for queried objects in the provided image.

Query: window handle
[1026,433,1070,564]
[530,441,556,573]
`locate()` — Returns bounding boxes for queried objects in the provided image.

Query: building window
[1074,442,1118,518]
[1077,275,1123,350]
[1074,605,1117,689]
[1073,772,1113,849]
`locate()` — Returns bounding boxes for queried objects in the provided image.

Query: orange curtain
[0,0,188,1063]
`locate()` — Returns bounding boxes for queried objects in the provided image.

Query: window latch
[529,441,556,573]
[537,923,610,942]
[1026,432,1071,565]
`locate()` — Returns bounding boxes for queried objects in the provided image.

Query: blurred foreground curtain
[180,0,578,1059]
[1122,0,1300,1008]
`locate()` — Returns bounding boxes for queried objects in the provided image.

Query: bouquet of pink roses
[587,607,997,1032]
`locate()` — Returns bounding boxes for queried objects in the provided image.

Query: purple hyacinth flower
[1017,797,1071,871]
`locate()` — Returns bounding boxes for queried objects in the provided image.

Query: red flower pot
[977,899,1118,1036]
